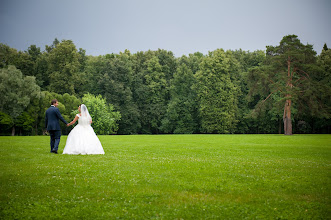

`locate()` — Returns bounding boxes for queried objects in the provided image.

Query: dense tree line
[0,35,330,135]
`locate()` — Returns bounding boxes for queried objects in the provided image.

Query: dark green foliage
[47,40,85,95]
[323,43,328,51]
[98,51,139,134]
[0,43,19,69]
[82,93,121,135]
[195,49,239,133]
[0,112,13,134]
[0,66,40,135]
[129,50,176,134]
[0,35,330,135]
[161,63,199,134]
[15,112,35,134]
[247,35,329,134]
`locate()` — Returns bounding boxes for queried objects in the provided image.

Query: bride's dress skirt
[63,124,105,155]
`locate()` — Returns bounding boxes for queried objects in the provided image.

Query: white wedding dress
[63,113,104,155]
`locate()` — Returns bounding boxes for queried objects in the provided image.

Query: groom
[45,99,68,154]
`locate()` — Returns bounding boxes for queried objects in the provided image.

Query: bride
[63,104,105,155]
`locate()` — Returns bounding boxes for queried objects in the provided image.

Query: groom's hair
[51,99,58,105]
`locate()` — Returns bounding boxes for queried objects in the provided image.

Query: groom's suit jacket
[45,106,68,131]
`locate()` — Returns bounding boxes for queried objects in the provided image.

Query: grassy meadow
[0,134,330,219]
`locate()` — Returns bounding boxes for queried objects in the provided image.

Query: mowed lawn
[0,134,330,219]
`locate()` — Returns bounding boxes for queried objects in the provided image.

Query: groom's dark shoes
[49,131,61,153]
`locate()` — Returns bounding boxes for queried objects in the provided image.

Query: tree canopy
[0,35,330,135]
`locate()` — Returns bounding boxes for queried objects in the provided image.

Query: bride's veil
[80,104,91,125]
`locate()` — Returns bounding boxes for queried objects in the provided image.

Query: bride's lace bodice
[77,114,91,126]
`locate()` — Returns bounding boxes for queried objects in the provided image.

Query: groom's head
[51,99,59,107]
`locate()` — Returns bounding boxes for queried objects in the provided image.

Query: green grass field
[0,134,330,219]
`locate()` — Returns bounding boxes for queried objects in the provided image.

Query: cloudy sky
[0,0,330,57]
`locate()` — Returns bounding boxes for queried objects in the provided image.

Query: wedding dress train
[63,112,104,155]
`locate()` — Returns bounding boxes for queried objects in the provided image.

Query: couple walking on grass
[45,99,104,155]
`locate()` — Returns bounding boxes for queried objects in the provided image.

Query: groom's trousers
[49,130,61,152]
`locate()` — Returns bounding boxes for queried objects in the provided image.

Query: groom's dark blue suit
[45,106,68,153]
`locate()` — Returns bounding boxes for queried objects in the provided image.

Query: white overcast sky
[0,0,330,57]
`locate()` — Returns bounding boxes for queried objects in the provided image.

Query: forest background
[0,34,330,136]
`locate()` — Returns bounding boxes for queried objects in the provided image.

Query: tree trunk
[283,98,292,135]
[283,57,293,135]
[278,119,282,134]
[11,127,15,136]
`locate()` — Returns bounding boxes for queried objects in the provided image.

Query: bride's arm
[67,115,79,126]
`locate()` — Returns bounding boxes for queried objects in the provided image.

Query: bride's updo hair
[81,104,87,111]
[80,104,90,119]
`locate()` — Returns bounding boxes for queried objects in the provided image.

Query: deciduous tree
[161,63,198,133]
[0,66,40,135]
[195,49,239,133]
[82,93,121,135]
